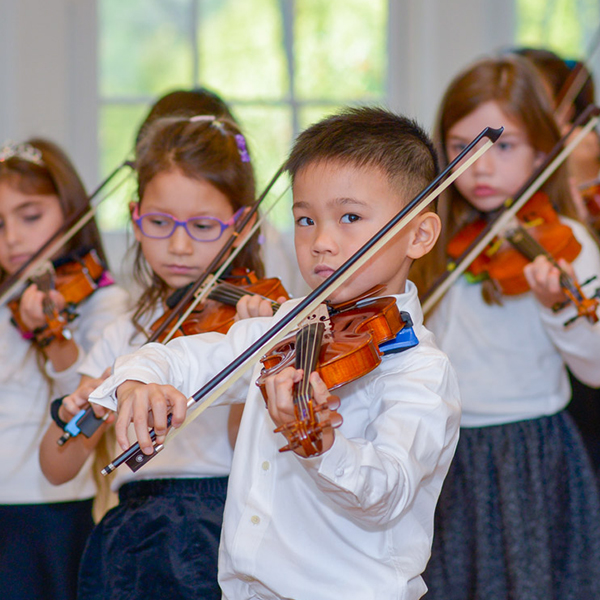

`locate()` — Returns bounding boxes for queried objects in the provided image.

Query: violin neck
[30,264,57,318]
[293,322,325,419]
[505,225,555,265]
[208,282,280,311]
[505,225,579,297]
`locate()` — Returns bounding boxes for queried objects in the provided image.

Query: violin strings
[208,282,280,310]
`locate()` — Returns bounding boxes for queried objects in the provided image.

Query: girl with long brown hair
[0,139,128,600]
[413,55,600,599]
[39,113,271,600]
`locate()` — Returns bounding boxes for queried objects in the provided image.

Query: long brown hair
[411,55,580,301]
[131,116,262,333]
[0,138,107,284]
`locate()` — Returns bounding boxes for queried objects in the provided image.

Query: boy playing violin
[90,107,461,600]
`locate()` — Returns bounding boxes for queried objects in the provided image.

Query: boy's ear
[130,201,143,243]
[232,207,257,248]
[406,211,441,260]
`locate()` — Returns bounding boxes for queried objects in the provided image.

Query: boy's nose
[312,226,338,255]
[168,225,193,254]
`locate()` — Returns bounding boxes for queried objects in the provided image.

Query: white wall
[0,0,98,188]
[388,0,515,128]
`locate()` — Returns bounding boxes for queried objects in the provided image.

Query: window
[515,0,600,57]
[98,0,388,230]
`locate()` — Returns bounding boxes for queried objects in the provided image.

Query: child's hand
[60,371,114,423]
[523,255,572,308]
[235,294,287,320]
[264,368,337,456]
[19,283,66,331]
[115,380,189,454]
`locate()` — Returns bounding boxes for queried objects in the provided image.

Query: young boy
[90,107,461,600]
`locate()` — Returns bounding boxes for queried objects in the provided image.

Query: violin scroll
[275,394,343,457]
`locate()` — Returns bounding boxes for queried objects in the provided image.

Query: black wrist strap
[50,396,68,430]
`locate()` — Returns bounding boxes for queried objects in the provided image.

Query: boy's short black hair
[286,106,439,202]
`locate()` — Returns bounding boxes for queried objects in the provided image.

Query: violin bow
[555,22,600,125]
[0,159,133,307]
[58,166,288,446]
[421,104,600,315]
[102,125,503,475]
[146,164,287,344]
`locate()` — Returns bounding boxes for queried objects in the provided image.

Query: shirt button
[261,461,270,471]
[335,468,344,477]
[251,515,261,525]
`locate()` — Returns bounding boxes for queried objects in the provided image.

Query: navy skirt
[0,499,94,600]
[77,477,227,600]
[424,411,600,600]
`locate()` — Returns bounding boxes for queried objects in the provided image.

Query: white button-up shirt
[91,282,461,600]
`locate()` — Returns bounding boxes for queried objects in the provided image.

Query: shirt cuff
[88,367,160,412]
[45,343,83,394]
[297,432,359,490]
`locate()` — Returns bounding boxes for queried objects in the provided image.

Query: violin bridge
[297,304,332,335]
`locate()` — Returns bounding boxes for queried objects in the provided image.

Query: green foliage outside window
[97,0,387,231]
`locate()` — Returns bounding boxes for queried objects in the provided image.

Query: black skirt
[424,411,600,600]
[0,498,94,600]
[77,477,227,600]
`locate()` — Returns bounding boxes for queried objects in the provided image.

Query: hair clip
[235,134,251,163]
[0,141,44,166]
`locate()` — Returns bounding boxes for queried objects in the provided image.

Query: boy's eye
[497,141,514,151]
[296,216,314,227]
[340,213,360,224]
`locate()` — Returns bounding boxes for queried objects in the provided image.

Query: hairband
[188,115,251,163]
[0,141,44,166]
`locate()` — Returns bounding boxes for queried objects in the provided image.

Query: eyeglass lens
[139,214,227,242]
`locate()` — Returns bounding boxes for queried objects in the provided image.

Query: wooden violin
[579,178,600,217]
[255,292,408,457]
[149,269,289,342]
[9,249,109,346]
[101,125,502,476]
[446,192,599,324]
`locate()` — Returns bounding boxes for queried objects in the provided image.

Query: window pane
[516,0,600,56]
[100,0,193,96]
[233,104,294,228]
[197,0,287,100]
[97,104,148,230]
[295,0,387,100]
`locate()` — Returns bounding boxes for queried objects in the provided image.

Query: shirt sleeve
[537,219,600,387]
[45,285,131,396]
[295,348,461,526]
[89,315,274,411]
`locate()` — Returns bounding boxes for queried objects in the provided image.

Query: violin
[579,178,600,217]
[100,125,502,476]
[447,192,599,324]
[255,292,408,456]
[57,269,288,446]
[149,269,289,342]
[9,249,109,346]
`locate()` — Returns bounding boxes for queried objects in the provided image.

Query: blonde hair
[411,55,580,301]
